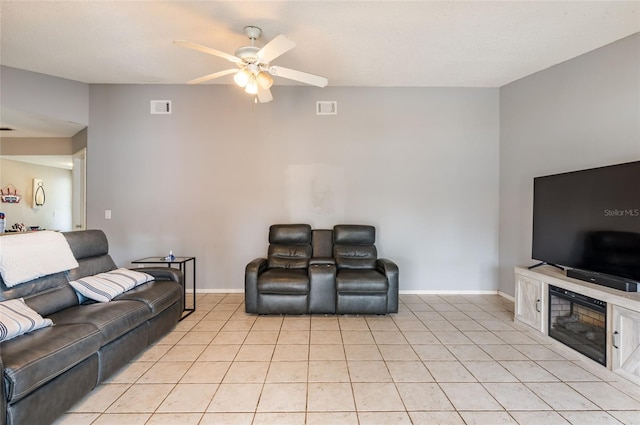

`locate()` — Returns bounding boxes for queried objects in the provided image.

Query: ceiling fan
[174,26,328,103]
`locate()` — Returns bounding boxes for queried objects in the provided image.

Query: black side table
[132,256,195,320]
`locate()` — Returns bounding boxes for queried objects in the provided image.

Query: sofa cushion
[49,300,152,345]
[258,269,309,294]
[68,255,118,282]
[336,269,388,293]
[69,269,154,302]
[0,298,53,342]
[1,322,102,403]
[114,280,182,314]
[0,271,79,318]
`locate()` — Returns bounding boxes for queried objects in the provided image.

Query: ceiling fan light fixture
[176,25,327,104]
[257,71,274,89]
[245,76,258,94]
[234,68,251,87]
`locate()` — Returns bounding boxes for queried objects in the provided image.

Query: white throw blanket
[0,231,79,287]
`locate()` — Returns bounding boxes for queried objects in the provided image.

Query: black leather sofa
[245,224,398,315]
[0,230,183,425]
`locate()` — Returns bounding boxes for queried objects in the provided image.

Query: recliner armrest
[245,258,267,313]
[246,258,268,275]
[376,258,398,276]
[309,263,336,314]
[377,258,399,313]
[309,257,335,266]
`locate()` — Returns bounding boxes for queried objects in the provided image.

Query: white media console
[514,265,640,385]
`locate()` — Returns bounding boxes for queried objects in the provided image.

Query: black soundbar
[566,269,639,292]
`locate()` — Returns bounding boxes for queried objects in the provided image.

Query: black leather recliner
[245,224,336,314]
[245,224,399,315]
[333,225,399,314]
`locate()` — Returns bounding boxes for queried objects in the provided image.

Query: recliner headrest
[333,225,375,245]
[269,224,312,245]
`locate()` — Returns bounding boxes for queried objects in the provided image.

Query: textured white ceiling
[1,1,639,88]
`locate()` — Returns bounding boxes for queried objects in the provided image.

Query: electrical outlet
[105,210,112,219]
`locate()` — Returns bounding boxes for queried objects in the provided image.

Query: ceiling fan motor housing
[235,46,262,65]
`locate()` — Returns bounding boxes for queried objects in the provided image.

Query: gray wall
[88,85,500,292]
[498,33,640,296]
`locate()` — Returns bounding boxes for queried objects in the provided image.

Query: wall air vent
[316,101,337,115]
[150,100,172,114]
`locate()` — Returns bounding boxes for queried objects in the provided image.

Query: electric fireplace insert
[548,285,607,366]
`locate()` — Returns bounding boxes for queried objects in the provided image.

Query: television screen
[532,161,640,282]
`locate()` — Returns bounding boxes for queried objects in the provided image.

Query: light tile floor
[55,293,640,425]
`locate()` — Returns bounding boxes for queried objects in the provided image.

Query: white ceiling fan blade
[174,40,243,65]
[257,85,273,103]
[257,35,296,63]
[268,66,328,88]
[187,69,238,85]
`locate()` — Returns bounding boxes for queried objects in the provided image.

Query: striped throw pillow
[0,298,53,342]
[69,268,154,303]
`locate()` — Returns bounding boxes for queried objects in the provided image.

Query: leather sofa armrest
[138,267,184,286]
[309,257,335,266]
[377,258,399,313]
[245,258,267,313]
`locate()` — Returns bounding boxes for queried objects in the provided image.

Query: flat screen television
[532,161,640,291]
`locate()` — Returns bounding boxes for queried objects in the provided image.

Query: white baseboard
[398,290,499,295]
[498,291,515,302]
[189,289,515,302]
[187,289,243,294]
